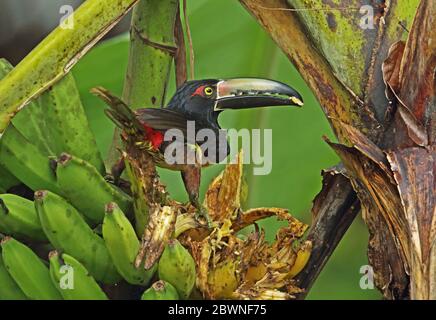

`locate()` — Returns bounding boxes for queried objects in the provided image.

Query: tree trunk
[240,0,435,299]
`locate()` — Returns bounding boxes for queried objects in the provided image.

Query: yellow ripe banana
[49,251,108,300]
[158,239,196,299]
[288,240,312,278]
[55,153,132,224]
[141,280,179,300]
[102,202,155,286]
[245,263,267,285]
[0,194,47,242]
[1,237,62,300]
[208,260,239,299]
[0,253,28,300]
[35,190,121,284]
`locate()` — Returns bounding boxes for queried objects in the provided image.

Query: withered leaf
[232,207,289,233]
[204,151,243,222]
[191,219,309,300]
[398,0,436,132]
[187,150,310,300]
[135,205,177,270]
[328,138,411,298]
[381,32,430,147]
[386,147,435,299]
[233,287,293,300]
[190,237,213,297]
[327,140,410,259]
[382,41,405,100]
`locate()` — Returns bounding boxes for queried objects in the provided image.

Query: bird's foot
[194,205,213,229]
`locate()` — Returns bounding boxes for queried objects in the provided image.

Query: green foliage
[0,0,138,132]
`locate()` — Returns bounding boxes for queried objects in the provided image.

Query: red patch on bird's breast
[143,124,164,150]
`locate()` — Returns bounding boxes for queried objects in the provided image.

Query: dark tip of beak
[214,78,303,110]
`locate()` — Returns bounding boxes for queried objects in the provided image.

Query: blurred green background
[71,0,380,299]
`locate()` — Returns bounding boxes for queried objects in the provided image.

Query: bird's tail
[90,87,144,135]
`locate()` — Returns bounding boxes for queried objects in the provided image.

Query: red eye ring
[192,85,206,97]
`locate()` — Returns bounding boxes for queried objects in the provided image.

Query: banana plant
[0,0,311,300]
[0,0,431,301]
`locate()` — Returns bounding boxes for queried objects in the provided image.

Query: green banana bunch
[33,74,105,174]
[0,237,62,300]
[35,190,121,284]
[141,280,179,300]
[11,94,56,157]
[0,163,19,194]
[0,124,60,194]
[0,58,104,175]
[49,251,108,300]
[158,239,196,299]
[0,59,106,195]
[0,58,52,157]
[102,202,155,285]
[55,153,131,224]
[0,194,47,241]
[0,253,28,300]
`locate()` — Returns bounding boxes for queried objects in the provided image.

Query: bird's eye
[204,87,214,96]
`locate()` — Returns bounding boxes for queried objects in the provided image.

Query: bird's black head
[166,78,303,129]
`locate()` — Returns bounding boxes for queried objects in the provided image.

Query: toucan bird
[92,78,303,219]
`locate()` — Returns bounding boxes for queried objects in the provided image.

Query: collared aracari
[92,78,303,219]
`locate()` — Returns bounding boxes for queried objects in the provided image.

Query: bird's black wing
[138,108,229,163]
[91,87,145,135]
[92,88,229,162]
[91,87,193,135]
[135,108,192,135]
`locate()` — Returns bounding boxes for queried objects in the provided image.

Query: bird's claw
[194,206,213,229]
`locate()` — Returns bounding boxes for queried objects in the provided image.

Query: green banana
[0,58,53,156]
[0,237,62,300]
[0,124,60,194]
[38,74,104,173]
[0,194,47,241]
[12,97,56,157]
[141,280,179,300]
[102,202,155,286]
[0,253,28,300]
[49,251,108,300]
[56,153,132,224]
[35,190,121,284]
[158,239,196,299]
[0,160,19,193]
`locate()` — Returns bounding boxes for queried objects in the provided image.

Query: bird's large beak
[214,78,303,111]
